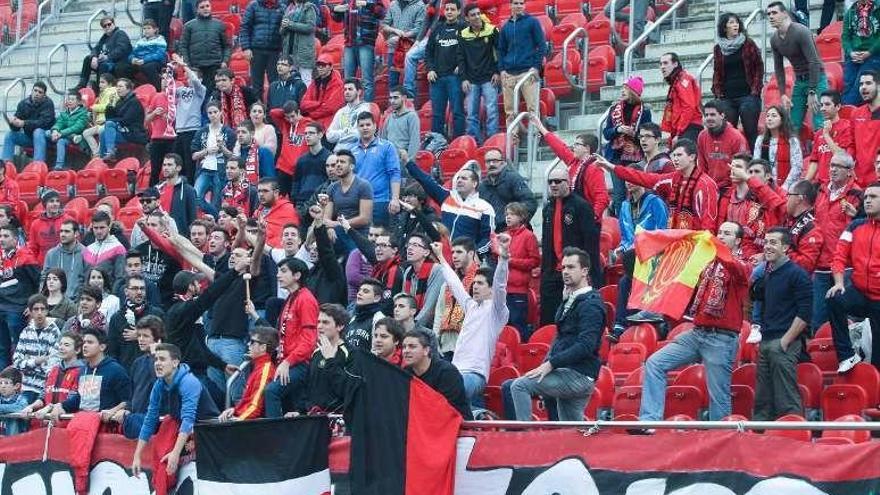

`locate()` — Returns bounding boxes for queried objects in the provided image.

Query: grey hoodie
[42,242,87,300]
[378,106,420,158]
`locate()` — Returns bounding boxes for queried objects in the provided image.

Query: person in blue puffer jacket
[240,0,288,97]
[116,19,168,91]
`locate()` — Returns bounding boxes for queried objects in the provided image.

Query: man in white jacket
[430,233,510,409]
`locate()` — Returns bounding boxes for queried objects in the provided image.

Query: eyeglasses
[376,242,393,248]
[787,193,803,197]
[830,164,852,170]
[140,197,157,203]
[407,242,426,249]
[548,178,568,185]
[486,159,503,164]
[127,286,146,291]
[572,142,586,148]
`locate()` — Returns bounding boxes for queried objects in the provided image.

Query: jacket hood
[58,242,85,255]
[165,363,193,392]
[87,356,121,373]
[62,358,85,371]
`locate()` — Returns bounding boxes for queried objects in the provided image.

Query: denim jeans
[344,45,376,102]
[264,363,309,417]
[207,336,248,404]
[461,371,486,410]
[53,137,71,170]
[721,94,761,149]
[0,308,24,370]
[430,74,466,138]
[403,38,427,98]
[194,167,226,210]
[372,201,390,227]
[510,367,594,421]
[844,56,880,105]
[507,293,530,341]
[639,328,739,421]
[99,121,130,156]
[790,73,828,136]
[2,128,48,162]
[828,283,880,365]
[812,270,852,334]
[465,81,499,143]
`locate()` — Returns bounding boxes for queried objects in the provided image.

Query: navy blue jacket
[240,0,287,50]
[61,356,131,412]
[758,258,812,340]
[548,289,605,380]
[496,13,545,74]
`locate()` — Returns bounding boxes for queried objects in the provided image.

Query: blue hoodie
[496,12,545,74]
[138,363,219,442]
[61,356,131,413]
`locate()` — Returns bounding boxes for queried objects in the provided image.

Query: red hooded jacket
[661,68,702,142]
[28,212,73,265]
[269,109,312,177]
[505,224,539,294]
[299,69,345,128]
[833,217,880,301]
[253,197,300,249]
[814,180,862,271]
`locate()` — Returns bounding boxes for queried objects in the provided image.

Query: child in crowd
[0,367,30,435]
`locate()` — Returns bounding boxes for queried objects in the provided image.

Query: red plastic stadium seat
[765,414,811,442]
[100,168,134,201]
[612,386,642,417]
[74,169,102,205]
[518,343,550,372]
[816,27,842,63]
[608,342,647,379]
[115,157,141,173]
[484,385,504,417]
[83,157,108,172]
[821,384,868,420]
[4,162,16,180]
[79,86,96,108]
[497,325,521,368]
[529,324,557,346]
[622,366,644,387]
[133,84,157,109]
[821,414,870,444]
[825,62,843,92]
[437,148,470,181]
[117,206,143,236]
[544,52,578,98]
[664,385,703,419]
[584,387,603,420]
[586,13,611,46]
[488,365,519,387]
[619,323,659,356]
[730,384,755,419]
[44,170,75,202]
[63,197,89,225]
[671,364,708,408]
[550,13,587,47]
[22,160,48,181]
[16,171,43,207]
[95,195,121,216]
[595,366,615,413]
[413,150,435,175]
[797,362,823,411]
[806,338,838,376]
[447,135,477,157]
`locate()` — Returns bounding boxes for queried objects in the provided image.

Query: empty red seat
[447,135,478,157]
[821,384,868,420]
[44,170,75,202]
[22,160,48,182]
[765,414,811,442]
[100,168,134,201]
[544,52,578,98]
[612,385,642,417]
[117,206,143,236]
[529,324,557,346]
[730,384,755,419]
[115,157,141,173]
[820,414,870,444]
[518,343,550,372]
[608,342,647,379]
[664,385,703,419]
[586,13,611,46]
[16,171,44,207]
[672,364,708,409]
[488,365,519,387]
[806,338,838,376]
[63,197,89,225]
[816,27,842,63]
[74,169,102,205]
[797,362,823,411]
[595,365,615,415]
[619,323,659,355]
[622,366,644,387]
[550,13,587,47]
[437,148,471,181]
[95,195,121,216]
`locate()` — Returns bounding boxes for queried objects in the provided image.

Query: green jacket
[51,105,89,137]
[842,1,880,56]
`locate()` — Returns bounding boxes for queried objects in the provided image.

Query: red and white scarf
[220,86,248,128]
[244,144,259,184]
[162,66,177,139]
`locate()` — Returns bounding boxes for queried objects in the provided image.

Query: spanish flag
[629,229,720,319]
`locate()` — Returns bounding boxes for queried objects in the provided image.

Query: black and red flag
[344,351,463,495]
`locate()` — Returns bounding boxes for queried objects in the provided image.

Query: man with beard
[434,237,480,358]
[326,79,372,150]
[107,275,165,370]
[478,148,536,231]
[851,71,880,186]
[379,87,420,158]
[603,76,652,213]
[539,164,601,325]
[402,328,472,419]
[221,158,259,217]
[299,55,345,128]
[659,52,703,143]
[254,177,300,249]
[806,90,855,185]
[696,100,749,193]
[28,190,73,265]
[204,227,231,272]
[43,219,87,299]
[639,222,751,423]
[345,222,403,310]
[155,153,197,233]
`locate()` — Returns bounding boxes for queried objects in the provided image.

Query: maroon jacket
[711,37,764,98]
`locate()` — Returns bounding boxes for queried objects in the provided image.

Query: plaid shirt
[332,0,386,47]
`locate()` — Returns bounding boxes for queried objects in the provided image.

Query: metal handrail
[124,0,141,27]
[511,72,540,170]
[32,0,55,78]
[86,8,109,51]
[623,0,687,81]
[506,111,531,166]
[462,419,880,431]
[596,106,611,150]
[46,43,69,95]
[561,26,589,116]
[3,78,27,128]
[698,4,767,92]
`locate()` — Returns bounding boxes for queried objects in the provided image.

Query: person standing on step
[180,0,231,98]
[239,0,286,97]
[712,12,764,149]
[659,52,703,145]
[603,76,652,215]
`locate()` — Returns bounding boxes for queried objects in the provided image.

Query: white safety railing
[508,71,541,174]
[31,0,59,79]
[561,26,589,116]
[622,0,688,81]
[698,1,768,93]
[45,42,69,95]
[86,8,109,51]
[2,77,27,127]
[124,0,142,27]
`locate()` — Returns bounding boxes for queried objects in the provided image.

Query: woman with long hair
[754,105,804,191]
[86,267,121,320]
[712,12,764,149]
[41,269,78,321]
[237,102,277,156]
[192,101,236,211]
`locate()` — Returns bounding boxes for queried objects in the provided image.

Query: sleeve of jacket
[176,376,200,434]
[790,227,822,273]
[137,382,164,441]
[548,295,604,369]
[315,224,344,280]
[141,38,168,63]
[287,4,317,33]
[239,2,255,50]
[675,80,702,135]
[477,210,494,254]
[495,23,508,71]
[425,29,438,72]
[406,112,421,158]
[529,17,545,69]
[544,131,577,166]
[348,226,377,264]
[508,232,540,272]
[220,21,232,63]
[404,160,450,203]
[180,25,192,63]
[585,165,610,219]
[287,301,318,366]
[711,45,724,97]
[793,266,813,324]
[107,31,133,63]
[831,220,857,275]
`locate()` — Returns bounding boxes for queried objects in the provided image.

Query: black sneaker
[626,310,664,324]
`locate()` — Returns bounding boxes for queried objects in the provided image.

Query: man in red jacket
[299,55,345,129]
[263,256,318,417]
[783,179,823,274]
[852,71,880,187]
[813,153,862,333]
[719,156,787,260]
[253,177,300,249]
[639,221,750,422]
[660,52,703,145]
[532,118,609,220]
[269,101,311,198]
[806,90,854,185]
[596,138,719,232]
[696,100,749,193]
[0,165,19,206]
[27,189,73,265]
[827,182,880,373]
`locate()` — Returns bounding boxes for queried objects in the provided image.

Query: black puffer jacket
[92,27,132,63]
[12,96,55,135]
[180,16,231,67]
[240,0,287,50]
[105,92,147,144]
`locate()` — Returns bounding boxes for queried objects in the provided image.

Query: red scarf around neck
[404,260,435,309]
[244,144,259,184]
[220,86,248,128]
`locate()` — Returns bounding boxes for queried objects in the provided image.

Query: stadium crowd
[0,0,876,473]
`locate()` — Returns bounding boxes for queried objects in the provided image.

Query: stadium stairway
[0,0,144,156]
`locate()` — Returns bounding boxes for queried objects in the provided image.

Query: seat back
[612,385,642,417]
[834,362,880,406]
[821,384,868,420]
[620,323,659,356]
[821,414,870,444]
[664,385,703,419]
[608,342,647,377]
[672,364,708,407]
[765,414,810,442]
[529,324,557,345]
[517,343,550,372]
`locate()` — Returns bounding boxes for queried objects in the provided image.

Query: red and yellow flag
[629,229,719,319]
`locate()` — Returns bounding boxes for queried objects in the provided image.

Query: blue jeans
[510,367,594,421]
[465,81,499,143]
[403,38,427,98]
[430,74,466,137]
[344,45,375,102]
[844,56,880,105]
[0,309,24,370]
[264,363,309,418]
[194,167,226,211]
[99,121,130,156]
[507,293,530,341]
[812,270,852,334]
[207,336,247,404]
[53,137,72,170]
[461,371,486,410]
[2,128,47,162]
[639,328,739,421]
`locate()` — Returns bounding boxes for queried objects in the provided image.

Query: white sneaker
[837,354,862,374]
[746,324,762,344]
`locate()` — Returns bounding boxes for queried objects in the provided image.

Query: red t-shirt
[696,125,748,190]
[808,118,854,185]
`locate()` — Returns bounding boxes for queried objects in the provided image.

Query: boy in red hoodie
[218,326,278,421]
[503,202,539,340]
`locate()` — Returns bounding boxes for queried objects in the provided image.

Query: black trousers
[540,273,563,326]
[115,60,164,91]
[148,138,175,186]
[174,130,197,183]
[249,49,279,97]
